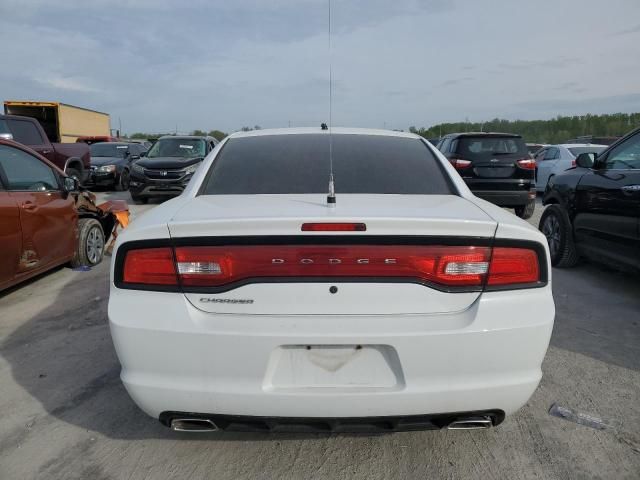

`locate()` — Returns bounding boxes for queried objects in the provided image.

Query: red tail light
[571,159,576,167]
[516,158,536,170]
[302,223,366,232]
[123,247,177,285]
[449,158,472,170]
[119,244,542,290]
[487,248,539,286]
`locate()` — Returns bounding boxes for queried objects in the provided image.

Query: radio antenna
[326,0,336,206]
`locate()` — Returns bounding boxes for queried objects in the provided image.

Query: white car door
[536,147,559,191]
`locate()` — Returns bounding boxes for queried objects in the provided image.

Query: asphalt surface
[0,192,639,479]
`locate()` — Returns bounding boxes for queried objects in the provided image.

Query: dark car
[539,127,640,270]
[437,133,536,219]
[0,114,90,184]
[129,135,218,203]
[87,142,146,191]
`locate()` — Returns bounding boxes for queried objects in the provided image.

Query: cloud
[613,24,640,36]
[36,76,99,93]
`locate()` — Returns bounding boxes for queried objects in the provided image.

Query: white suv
[109,128,554,433]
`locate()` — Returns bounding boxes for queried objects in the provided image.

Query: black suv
[129,135,218,203]
[540,127,640,270]
[437,133,536,218]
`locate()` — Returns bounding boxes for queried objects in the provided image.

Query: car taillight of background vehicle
[449,158,472,170]
[516,158,536,170]
[118,244,541,291]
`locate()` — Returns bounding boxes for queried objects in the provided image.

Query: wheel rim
[121,170,130,190]
[86,226,104,264]
[542,214,561,257]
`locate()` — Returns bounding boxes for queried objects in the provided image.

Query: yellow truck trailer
[3,100,110,143]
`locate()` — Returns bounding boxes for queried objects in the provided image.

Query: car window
[454,136,528,160]
[91,143,129,158]
[604,133,640,170]
[568,146,606,157]
[535,149,547,161]
[202,134,452,195]
[439,137,451,153]
[0,119,11,136]
[0,144,59,191]
[7,120,45,145]
[544,148,558,160]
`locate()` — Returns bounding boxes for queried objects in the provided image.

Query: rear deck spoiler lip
[113,235,548,294]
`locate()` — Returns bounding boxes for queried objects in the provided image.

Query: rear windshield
[91,143,129,157]
[455,136,528,159]
[201,134,452,195]
[568,146,606,156]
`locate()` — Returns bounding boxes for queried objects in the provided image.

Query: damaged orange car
[0,137,128,291]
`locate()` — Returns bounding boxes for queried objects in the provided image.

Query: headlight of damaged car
[131,163,145,174]
[184,162,202,175]
[97,165,117,173]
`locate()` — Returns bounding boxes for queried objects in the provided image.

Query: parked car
[87,142,146,191]
[128,135,218,203]
[534,144,607,192]
[0,114,90,183]
[437,132,536,218]
[109,127,554,433]
[540,127,640,270]
[0,138,127,291]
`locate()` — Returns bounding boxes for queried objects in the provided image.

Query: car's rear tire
[116,169,130,191]
[539,204,580,267]
[514,199,535,219]
[70,218,105,268]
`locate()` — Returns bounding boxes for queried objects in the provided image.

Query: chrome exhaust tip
[170,418,219,432]
[447,416,493,430]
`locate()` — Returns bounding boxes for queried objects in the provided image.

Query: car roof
[228,127,420,140]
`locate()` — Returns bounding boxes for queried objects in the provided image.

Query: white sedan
[109,128,554,433]
[535,143,607,192]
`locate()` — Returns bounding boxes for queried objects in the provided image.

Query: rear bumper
[464,179,535,207]
[473,190,532,206]
[109,286,554,421]
[159,410,505,433]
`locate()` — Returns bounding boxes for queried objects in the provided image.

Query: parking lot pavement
[1,193,639,480]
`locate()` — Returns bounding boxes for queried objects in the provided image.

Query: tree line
[409,112,640,144]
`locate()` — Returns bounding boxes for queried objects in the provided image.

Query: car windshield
[147,138,206,158]
[90,143,130,158]
[456,136,528,159]
[568,146,606,157]
[201,134,452,195]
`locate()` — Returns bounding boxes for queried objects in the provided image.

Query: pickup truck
[0,114,90,183]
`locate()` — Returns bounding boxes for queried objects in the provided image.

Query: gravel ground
[0,192,638,480]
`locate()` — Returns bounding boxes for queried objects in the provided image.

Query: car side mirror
[63,176,79,193]
[575,152,595,168]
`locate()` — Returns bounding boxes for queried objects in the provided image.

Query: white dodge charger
[109,128,554,433]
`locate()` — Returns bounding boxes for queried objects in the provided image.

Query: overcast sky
[1,0,639,134]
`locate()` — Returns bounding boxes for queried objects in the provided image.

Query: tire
[514,199,536,219]
[539,204,580,267]
[70,218,105,268]
[66,167,83,186]
[131,194,148,204]
[116,169,130,191]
